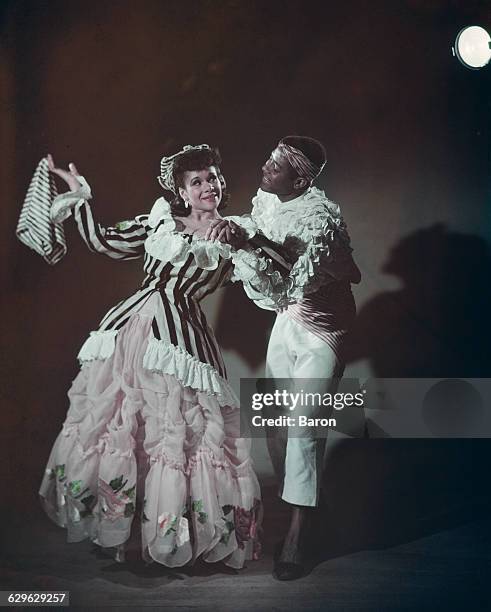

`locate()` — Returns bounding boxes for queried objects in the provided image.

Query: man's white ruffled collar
[251,186,343,241]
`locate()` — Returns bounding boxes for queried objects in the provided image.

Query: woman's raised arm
[47,154,149,260]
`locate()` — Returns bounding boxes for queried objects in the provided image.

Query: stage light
[452,26,491,70]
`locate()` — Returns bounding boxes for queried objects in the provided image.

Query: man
[209,136,360,580]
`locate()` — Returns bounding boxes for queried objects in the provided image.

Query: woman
[39,145,266,569]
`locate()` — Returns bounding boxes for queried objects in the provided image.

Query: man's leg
[274,318,343,575]
[282,344,343,508]
[265,314,294,492]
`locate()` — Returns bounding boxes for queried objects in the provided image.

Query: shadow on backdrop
[346,224,491,377]
[312,225,491,565]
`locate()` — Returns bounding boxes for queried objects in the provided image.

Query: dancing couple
[39,136,360,579]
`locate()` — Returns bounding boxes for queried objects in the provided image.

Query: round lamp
[452,25,491,70]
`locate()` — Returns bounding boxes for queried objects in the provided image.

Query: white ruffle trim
[50,176,92,223]
[288,239,335,300]
[144,197,232,269]
[77,329,119,363]
[142,337,239,407]
[231,247,291,310]
[251,186,346,244]
[222,214,258,239]
[145,229,232,269]
[249,187,357,298]
[77,329,238,407]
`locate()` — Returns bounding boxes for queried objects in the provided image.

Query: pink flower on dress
[234,506,253,550]
[233,498,262,550]
[158,513,178,535]
[159,515,170,532]
[98,478,132,522]
[253,539,262,561]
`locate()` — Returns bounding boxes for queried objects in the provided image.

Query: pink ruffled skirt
[39,293,262,568]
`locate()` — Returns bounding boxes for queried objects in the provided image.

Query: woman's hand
[47,154,83,192]
[205,219,247,249]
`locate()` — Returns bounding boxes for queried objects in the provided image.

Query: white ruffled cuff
[144,197,234,269]
[222,215,258,239]
[231,246,291,311]
[145,227,232,269]
[287,239,332,300]
[50,176,92,223]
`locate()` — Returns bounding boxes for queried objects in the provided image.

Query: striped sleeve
[73,201,149,260]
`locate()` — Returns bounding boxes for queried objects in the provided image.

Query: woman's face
[178,166,222,212]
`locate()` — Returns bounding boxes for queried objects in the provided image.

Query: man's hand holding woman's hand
[205,219,247,249]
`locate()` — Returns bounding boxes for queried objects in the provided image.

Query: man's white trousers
[265,313,342,507]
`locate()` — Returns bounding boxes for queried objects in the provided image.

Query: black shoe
[273,540,305,581]
[273,560,305,581]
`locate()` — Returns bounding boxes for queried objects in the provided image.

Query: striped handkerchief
[16,157,67,265]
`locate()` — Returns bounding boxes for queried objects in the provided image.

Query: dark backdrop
[1,0,491,548]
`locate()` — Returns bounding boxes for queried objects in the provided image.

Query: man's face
[260,147,297,196]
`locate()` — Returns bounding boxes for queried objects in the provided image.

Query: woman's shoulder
[143,199,232,269]
[147,196,176,231]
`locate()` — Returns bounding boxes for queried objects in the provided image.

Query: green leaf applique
[124,502,135,518]
[109,476,127,492]
[191,499,207,524]
[123,485,136,500]
[115,220,132,231]
[219,519,235,545]
[69,480,83,496]
[165,516,178,536]
[55,464,66,481]
[80,494,96,518]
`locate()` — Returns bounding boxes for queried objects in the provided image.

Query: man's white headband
[158,144,211,194]
[277,142,325,182]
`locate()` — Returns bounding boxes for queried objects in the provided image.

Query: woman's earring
[184,199,190,210]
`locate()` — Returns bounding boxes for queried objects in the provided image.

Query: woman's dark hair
[167,147,229,217]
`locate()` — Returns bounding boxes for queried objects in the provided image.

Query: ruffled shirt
[228,187,360,357]
[231,187,360,311]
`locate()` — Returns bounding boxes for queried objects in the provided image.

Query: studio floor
[1,484,490,611]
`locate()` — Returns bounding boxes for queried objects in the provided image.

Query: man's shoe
[273,540,305,581]
[273,560,305,581]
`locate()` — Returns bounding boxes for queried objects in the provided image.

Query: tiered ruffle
[39,293,261,569]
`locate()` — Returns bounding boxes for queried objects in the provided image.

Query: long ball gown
[39,181,266,568]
